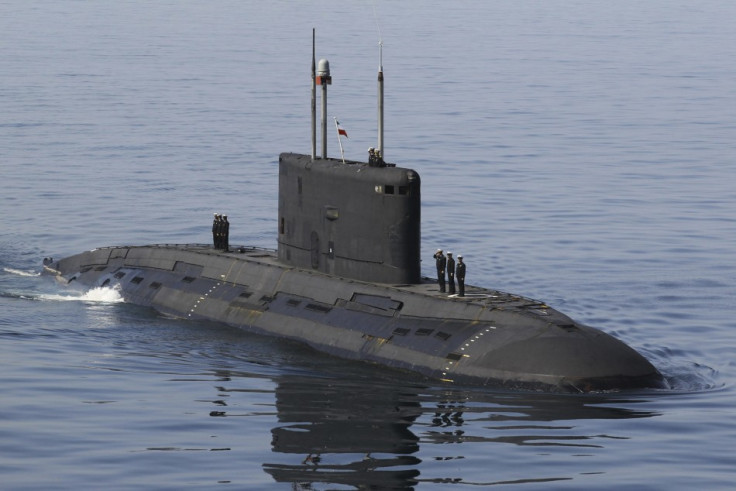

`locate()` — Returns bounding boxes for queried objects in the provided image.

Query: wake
[39,286,124,304]
[3,267,41,278]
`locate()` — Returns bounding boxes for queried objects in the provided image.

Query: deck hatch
[446,352,463,361]
[182,276,196,283]
[415,328,434,336]
[435,331,451,341]
[351,293,403,311]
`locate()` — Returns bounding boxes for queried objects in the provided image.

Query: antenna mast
[377,41,384,162]
[311,29,316,160]
[317,59,331,159]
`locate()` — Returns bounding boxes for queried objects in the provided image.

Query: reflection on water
[265,378,421,489]
[209,372,661,489]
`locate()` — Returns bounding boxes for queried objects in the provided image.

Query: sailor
[217,215,225,249]
[368,147,377,165]
[222,215,230,252]
[446,252,456,295]
[456,255,466,297]
[433,249,446,293]
[216,214,224,249]
[212,213,220,249]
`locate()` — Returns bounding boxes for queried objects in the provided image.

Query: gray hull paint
[44,244,666,392]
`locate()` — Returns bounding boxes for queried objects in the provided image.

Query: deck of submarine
[118,243,553,312]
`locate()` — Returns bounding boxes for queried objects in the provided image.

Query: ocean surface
[2,1,735,489]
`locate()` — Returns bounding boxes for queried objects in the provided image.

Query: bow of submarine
[451,319,666,392]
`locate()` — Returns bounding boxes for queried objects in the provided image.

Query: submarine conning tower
[277,153,421,284]
[277,34,421,285]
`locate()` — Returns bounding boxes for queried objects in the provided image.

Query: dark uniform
[212,214,220,248]
[434,249,446,292]
[368,147,384,167]
[222,215,230,252]
[446,252,456,294]
[456,255,466,297]
[217,214,226,249]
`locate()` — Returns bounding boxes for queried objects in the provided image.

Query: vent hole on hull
[435,331,451,341]
[305,303,331,313]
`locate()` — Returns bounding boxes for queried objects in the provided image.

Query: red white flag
[335,120,348,138]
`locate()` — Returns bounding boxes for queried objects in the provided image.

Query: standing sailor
[456,254,466,297]
[222,215,230,252]
[434,249,446,293]
[446,251,456,295]
[216,214,224,249]
[212,214,220,249]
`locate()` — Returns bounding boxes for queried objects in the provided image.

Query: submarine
[42,34,666,393]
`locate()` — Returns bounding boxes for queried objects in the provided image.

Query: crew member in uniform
[456,254,466,297]
[368,147,384,167]
[212,213,220,248]
[434,249,446,292]
[446,251,456,295]
[216,214,224,249]
[222,215,230,252]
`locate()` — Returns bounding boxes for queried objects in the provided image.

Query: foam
[39,286,124,303]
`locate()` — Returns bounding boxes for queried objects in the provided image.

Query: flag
[334,117,348,164]
[336,120,348,138]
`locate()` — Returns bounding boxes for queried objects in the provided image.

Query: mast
[311,29,316,160]
[377,41,384,162]
[317,59,331,159]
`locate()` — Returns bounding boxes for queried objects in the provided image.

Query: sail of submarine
[42,32,666,393]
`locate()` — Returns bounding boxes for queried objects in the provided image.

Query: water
[2,1,735,489]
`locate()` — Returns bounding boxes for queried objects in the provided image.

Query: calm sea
[2,1,735,489]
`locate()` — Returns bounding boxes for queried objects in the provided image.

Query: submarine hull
[43,244,666,393]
